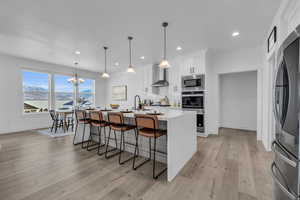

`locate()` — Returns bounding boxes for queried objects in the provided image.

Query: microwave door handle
[272,141,297,168]
[271,162,298,200]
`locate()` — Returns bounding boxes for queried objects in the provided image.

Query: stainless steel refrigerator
[272,24,300,200]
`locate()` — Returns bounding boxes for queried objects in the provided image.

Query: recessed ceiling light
[75,51,81,55]
[140,56,145,60]
[176,46,182,51]
[232,31,240,37]
[115,62,119,66]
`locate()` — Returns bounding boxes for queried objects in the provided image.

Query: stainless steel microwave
[182,75,205,90]
[183,79,201,87]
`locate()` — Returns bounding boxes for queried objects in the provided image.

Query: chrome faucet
[134,95,142,110]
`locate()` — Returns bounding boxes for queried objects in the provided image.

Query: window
[54,74,74,109]
[22,70,50,113]
[78,79,95,107]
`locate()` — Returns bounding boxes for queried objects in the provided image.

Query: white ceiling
[0,0,282,72]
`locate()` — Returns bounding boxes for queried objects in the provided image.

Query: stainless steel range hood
[152,67,169,87]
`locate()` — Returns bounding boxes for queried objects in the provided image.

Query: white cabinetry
[180,50,206,76]
[141,64,153,94]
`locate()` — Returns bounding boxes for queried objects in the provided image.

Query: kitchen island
[73,108,197,182]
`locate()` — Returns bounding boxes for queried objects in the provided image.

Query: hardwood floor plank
[0,128,273,200]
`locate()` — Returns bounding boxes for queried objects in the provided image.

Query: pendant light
[102,46,110,78]
[68,51,85,85]
[159,22,170,68]
[127,36,135,73]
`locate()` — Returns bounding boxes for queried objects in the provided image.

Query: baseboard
[219,127,257,132]
[0,127,50,135]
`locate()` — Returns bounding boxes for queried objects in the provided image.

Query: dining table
[55,109,74,132]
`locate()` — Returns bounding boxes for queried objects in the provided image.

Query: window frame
[78,78,96,107]
[53,74,76,110]
[22,69,51,115]
[21,68,97,114]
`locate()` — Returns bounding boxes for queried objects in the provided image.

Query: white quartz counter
[105,108,195,121]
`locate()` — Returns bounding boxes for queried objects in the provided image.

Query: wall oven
[181,91,204,109]
[182,91,204,132]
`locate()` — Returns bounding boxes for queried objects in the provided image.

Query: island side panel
[167,112,197,181]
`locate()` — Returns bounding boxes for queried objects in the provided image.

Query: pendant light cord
[164,25,167,60]
[128,36,133,66]
[104,46,108,73]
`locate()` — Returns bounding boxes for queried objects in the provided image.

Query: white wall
[0,53,106,134]
[219,71,257,131]
[205,46,263,136]
[105,64,155,109]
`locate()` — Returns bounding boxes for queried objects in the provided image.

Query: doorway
[219,71,258,131]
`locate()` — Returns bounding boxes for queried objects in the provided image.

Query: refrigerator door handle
[271,162,298,200]
[272,140,297,168]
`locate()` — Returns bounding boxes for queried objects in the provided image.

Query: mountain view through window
[23,71,49,113]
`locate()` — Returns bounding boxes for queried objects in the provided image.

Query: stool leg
[50,121,55,132]
[133,134,151,170]
[105,128,120,159]
[86,124,92,150]
[118,131,124,164]
[81,123,86,149]
[153,136,167,179]
[87,125,100,151]
[153,137,156,179]
[132,131,139,169]
[73,122,79,145]
[134,128,140,156]
[98,127,106,156]
[119,130,135,165]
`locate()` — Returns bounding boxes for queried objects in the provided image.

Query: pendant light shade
[102,46,110,78]
[127,36,135,73]
[159,22,170,68]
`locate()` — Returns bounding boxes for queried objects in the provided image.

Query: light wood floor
[0,128,273,200]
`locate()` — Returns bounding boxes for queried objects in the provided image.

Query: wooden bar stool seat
[105,112,137,165]
[88,111,109,155]
[110,124,135,132]
[138,128,167,138]
[133,114,167,179]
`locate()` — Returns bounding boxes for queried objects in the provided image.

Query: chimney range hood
[152,66,169,87]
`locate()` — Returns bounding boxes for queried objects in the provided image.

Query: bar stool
[87,111,109,155]
[73,110,90,149]
[133,114,167,179]
[105,112,137,165]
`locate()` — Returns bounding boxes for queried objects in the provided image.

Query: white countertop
[64,107,195,121]
[99,108,195,121]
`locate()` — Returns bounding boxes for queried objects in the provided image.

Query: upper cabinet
[179,50,206,76]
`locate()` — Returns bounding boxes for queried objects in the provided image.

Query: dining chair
[66,111,75,132]
[49,110,63,133]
